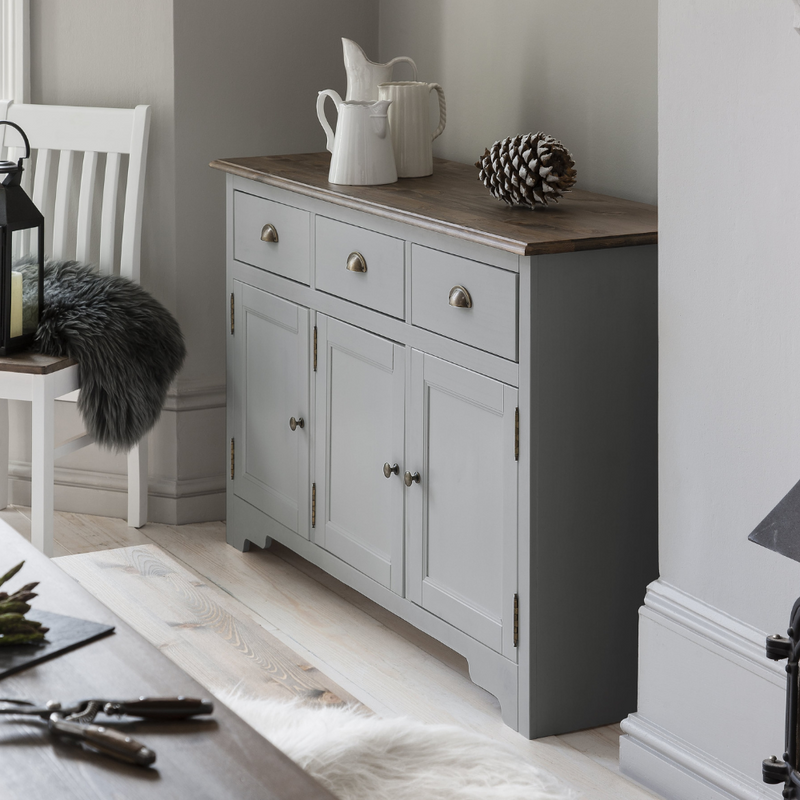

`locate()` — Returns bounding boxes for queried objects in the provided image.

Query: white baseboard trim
[164,383,226,412]
[640,580,783,686]
[620,579,784,800]
[621,715,770,800]
[8,462,225,524]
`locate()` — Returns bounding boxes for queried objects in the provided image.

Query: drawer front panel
[411,245,518,361]
[233,191,310,284]
[315,216,405,319]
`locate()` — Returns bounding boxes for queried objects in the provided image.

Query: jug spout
[343,38,417,102]
[342,38,369,67]
[370,100,392,116]
[369,100,391,138]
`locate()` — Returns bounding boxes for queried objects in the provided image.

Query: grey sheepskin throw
[21,259,185,451]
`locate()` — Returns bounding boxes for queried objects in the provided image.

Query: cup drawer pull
[346,252,367,273]
[261,224,279,243]
[448,285,472,308]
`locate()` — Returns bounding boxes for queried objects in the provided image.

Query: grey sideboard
[211,152,658,738]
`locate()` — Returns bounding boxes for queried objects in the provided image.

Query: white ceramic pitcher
[342,38,418,101]
[316,89,398,186]
[378,81,446,178]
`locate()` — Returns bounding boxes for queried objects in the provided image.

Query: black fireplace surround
[750,478,800,797]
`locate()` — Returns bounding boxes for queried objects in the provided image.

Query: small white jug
[316,89,398,186]
[378,81,446,178]
[342,38,417,101]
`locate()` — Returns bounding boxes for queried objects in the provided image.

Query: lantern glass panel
[9,227,40,339]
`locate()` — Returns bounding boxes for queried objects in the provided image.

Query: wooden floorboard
[1,505,662,800]
[56,544,359,709]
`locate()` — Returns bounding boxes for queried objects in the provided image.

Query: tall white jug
[378,81,446,178]
[342,38,417,101]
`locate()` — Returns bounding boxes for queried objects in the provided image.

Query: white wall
[658,0,800,634]
[621,2,800,798]
[379,0,657,205]
[12,0,180,519]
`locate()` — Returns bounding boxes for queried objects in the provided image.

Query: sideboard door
[233,282,310,538]
[407,351,518,658]
[314,316,405,594]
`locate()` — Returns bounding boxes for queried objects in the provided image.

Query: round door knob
[404,470,421,487]
[289,416,304,431]
[448,285,472,308]
[261,224,279,243]
[383,462,399,479]
[346,252,367,273]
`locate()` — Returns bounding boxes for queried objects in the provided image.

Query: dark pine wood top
[210,152,657,257]
[0,352,76,374]
[0,522,335,800]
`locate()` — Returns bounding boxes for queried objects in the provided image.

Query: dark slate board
[0,610,114,679]
[749,477,800,563]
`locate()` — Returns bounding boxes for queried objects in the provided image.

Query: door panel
[233,282,310,537]
[407,351,517,656]
[315,317,405,593]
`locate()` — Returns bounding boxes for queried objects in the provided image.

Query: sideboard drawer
[411,245,518,361]
[315,216,405,319]
[233,191,310,284]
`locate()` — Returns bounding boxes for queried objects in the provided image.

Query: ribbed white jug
[378,81,446,178]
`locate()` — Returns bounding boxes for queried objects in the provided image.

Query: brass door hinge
[514,407,519,462]
[230,438,235,480]
[311,483,316,528]
[313,326,318,372]
[230,292,235,335]
[513,593,519,648]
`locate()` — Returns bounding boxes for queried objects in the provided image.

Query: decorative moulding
[621,578,785,800]
[794,0,800,33]
[0,0,29,103]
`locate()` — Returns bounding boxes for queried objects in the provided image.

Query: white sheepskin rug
[221,692,576,800]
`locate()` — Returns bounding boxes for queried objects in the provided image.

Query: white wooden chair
[0,100,151,556]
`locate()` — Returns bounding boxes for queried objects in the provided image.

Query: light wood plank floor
[0,505,661,800]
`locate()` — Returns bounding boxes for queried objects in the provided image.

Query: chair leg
[0,399,8,510]
[128,437,148,528]
[31,380,55,556]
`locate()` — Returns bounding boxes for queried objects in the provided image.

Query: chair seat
[0,352,76,374]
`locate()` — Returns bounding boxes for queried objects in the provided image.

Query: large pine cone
[475,132,577,208]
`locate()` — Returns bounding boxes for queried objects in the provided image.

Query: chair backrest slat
[52,150,75,259]
[99,152,121,276]
[120,106,150,282]
[31,147,52,214]
[75,151,98,264]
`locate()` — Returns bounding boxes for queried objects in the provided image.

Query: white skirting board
[619,579,785,800]
[8,463,225,524]
[5,386,227,525]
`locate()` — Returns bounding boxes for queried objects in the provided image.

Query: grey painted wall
[378,0,657,205]
[13,0,377,522]
[658,0,800,635]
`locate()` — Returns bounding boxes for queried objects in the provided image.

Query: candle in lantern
[9,271,22,338]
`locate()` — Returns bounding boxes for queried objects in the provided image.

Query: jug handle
[387,56,417,81]
[430,83,446,141]
[316,90,342,153]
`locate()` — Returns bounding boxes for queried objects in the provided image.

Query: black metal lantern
[0,121,43,355]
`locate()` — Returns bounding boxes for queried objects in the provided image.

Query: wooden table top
[0,522,336,800]
[210,152,658,257]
